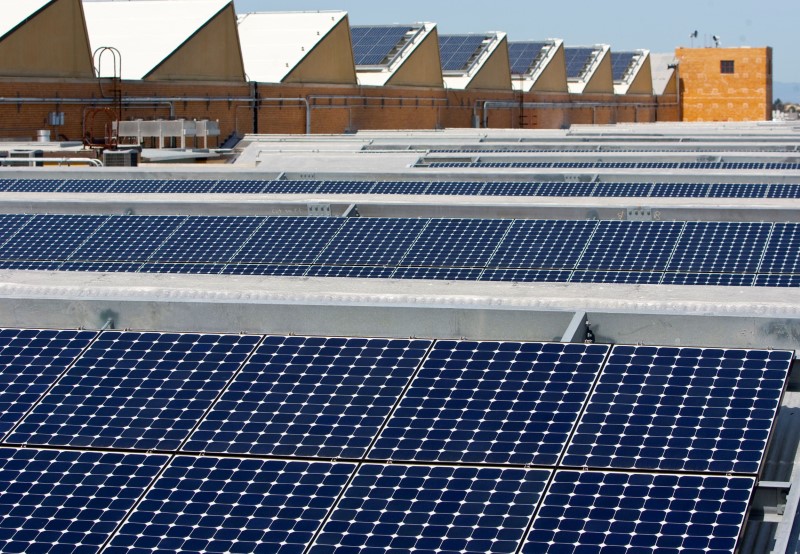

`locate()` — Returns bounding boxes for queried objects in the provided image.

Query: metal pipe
[0,158,103,167]
[481,100,679,128]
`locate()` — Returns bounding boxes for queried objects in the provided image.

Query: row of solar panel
[0,330,791,475]
[3,178,800,198]
[0,448,754,554]
[1,216,800,285]
[0,330,788,553]
[427,161,800,170]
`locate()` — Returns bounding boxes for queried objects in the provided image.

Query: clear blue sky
[235,0,799,86]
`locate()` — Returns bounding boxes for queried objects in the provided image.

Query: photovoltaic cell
[67,215,185,262]
[147,216,263,263]
[479,268,572,282]
[107,457,354,554]
[564,47,597,79]
[232,217,344,265]
[439,35,487,71]
[425,181,486,195]
[509,42,549,74]
[155,179,217,194]
[261,180,322,194]
[369,341,608,465]
[400,219,512,268]
[0,214,108,261]
[645,183,709,197]
[611,52,637,81]
[707,183,769,198]
[391,266,483,280]
[523,470,755,554]
[220,264,309,276]
[7,331,261,450]
[593,182,652,197]
[59,179,115,193]
[488,220,596,270]
[0,214,32,247]
[537,182,596,196]
[766,183,800,199]
[59,261,143,273]
[212,180,268,194]
[755,274,800,287]
[370,181,430,195]
[105,180,164,194]
[351,26,414,66]
[137,263,226,275]
[2,179,63,193]
[0,328,96,436]
[309,464,551,554]
[562,345,792,474]
[759,223,800,274]
[184,335,431,458]
[479,182,541,196]
[315,218,426,266]
[570,271,663,285]
[305,265,396,278]
[577,221,683,271]
[317,180,375,194]
[666,221,771,273]
[661,273,756,286]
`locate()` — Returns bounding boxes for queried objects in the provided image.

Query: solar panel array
[350,25,414,65]
[0,330,789,552]
[427,160,800,170]
[611,51,638,81]
[1,214,799,287]
[508,41,551,74]
[564,46,598,79]
[2,178,800,198]
[439,34,489,71]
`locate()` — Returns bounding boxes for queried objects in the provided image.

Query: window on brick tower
[721,60,735,74]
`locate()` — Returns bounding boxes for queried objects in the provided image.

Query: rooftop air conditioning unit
[8,149,43,167]
[103,150,139,167]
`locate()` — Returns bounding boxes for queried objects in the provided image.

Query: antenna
[712,35,721,47]
[690,30,698,48]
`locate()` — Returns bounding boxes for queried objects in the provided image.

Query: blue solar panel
[439,35,488,71]
[0,448,166,553]
[766,184,800,199]
[137,263,225,275]
[369,341,608,465]
[509,42,549,74]
[2,179,63,192]
[488,220,597,270]
[7,331,261,450]
[578,221,683,271]
[105,180,164,194]
[59,179,114,193]
[564,47,598,79]
[759,223,800,274]
[476,182,541,196]
[537,182,596,196]
[369,181,430,195]
[666,222,771,273]
[212,180,268,194]
[391,266,483,280]
[351,26,414,65]
[232,217,344,265]
[220,264,309,276]
[425,181,486,195]
[317,180,375,194]
[0,328,96,435]
[649,183,709,197]
[306,265,396,278]
[755,274,800,287]
[184,335,431,458]
[570,271,664,284]
[480,268,572,282]
[611,52,637,81]
[107,457,354,554]
[155,179,217,194]
[0,214,32,247]
[59,261,143,273]
[523,470,755,554]
[310,464,551,554]
[707,183,768,198]
[147,216,263,263]
[593,182,652,197]
[68,215,185,262]
[315,218,426,266]
[563,345,792,473]
[261,180,322,194]
[0,214,108,261]
[0,260,63,271]
[661,273,756,286]
[400,219,512,268]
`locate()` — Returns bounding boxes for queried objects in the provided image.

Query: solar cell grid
[0,214,32,248]
[537,182,596,196]
[369,181,431,195]
[425,181,486,195]
[315,218,426,266]
[766,183,800,199]
[309,464,551,554]
[67,215,185,262]
[316,180,375,194]
[185,335,431,458]
[59,261,143,273]
[661,272,756,286]
[759,222,800,274]
[7,331,262,450]
[137,263,225,275]
[479,268,572,282]
[155,179,217,194]
[577,221,683,271]
[439,35,487,71]
[564,47,598,79]
[611,52,637,81]
[563,345,793,473]
[570,271,664,284]
[107,457,354,554]
[0,448,167,554]
[2,179,63,192]
[666,221,772,273]
[212,180,268,194]
[488,219,597,270]
[707,183,769,198]
[508,42,549,74]
[592,182,652,197]
[351,26,414,66]
[755,274,800,287]
[147,216,263,263]
[369,341,609,465]
[306,265,396,278]
[0,260,63,271]
[261,180,322,194]
[523,470,755,554]
[649,182,709,197]
[0,214,108,261]
[220,264,309,276]
[400,218,512,268]
[476,181,541,196]
[391,266,483,280]
[232,217,344,265]
[105,179,164,194]
[59,179,114,193]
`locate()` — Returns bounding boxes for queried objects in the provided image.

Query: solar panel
[261,180,322,194]
[755,274,800,287]
[478,181,541,196]
[400,219,512,268]
[508,42,549,74]
[523,470,755,554]
[563,345,792,473]
[666,221,771,273]
[537,182,596,196]
[564,47,598,79]
[315,218,426,266]
[759,223,800,274]
[369,341,608,465]
[369,181,431,195]
[59,261,143,273]
[184,335,431,458]
[570,271,664,284]
[391,266,483,280]
[232,217,344,265]
[155,179,217,194]
[593,182,652,197]
[766,183,800,199]
[212,180,268,194]
[479,268,572,282]
[2,179,63,192]
[306,265,396,278]
[310,464,551,554]
[0,214,33,248]
[0,260,64,271]
[147,216,263,263]
[488,220,597,270]
[59,179,114,193]
[351,26,414,66]
[0,328,96,435]
[107,457,354,554]
[707,183,768,198]
[439,35,488,71]
[425,181,486,195]
[0,448,167,553]
[611,52,637,81]
[661,272,756,286]
[105,179,164,194]
[7,331,261,450]
[0,214,108,261]
[577,221,683,271]
[317,180,375,194]
[220,264,310,276]
[137,263,225,275]
[67,215,185,262]
[649,182,709,197]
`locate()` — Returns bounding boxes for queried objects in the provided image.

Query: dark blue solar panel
[611,52,637,81]
[59,179,114,193]
[220,264,309,276]
[400,219,512,268]
[564,47,597,79]
[0,214,108,261]
[537,182,596,196]
[759,223,800,274]
[68,215,185,262]
[661,273,756,286]
[666,222,771,273]
[0,260,63,271]
[563,345,792,473]
[570,271,663,284]
[315,218,426,266]
[649,182,709,197]
[261,180,322,194]
[7,331,261,450]
[2,179,63,192]
[155,179,217,194]
[479,268,572,282]
[0,448,166,553]
[137,263,225,275]
[426,181,486,195]
[578,221,683,271]
[0,328,96,435]
[523,470,755,554]
[351,26,414,66]
[766,184,800,198]
[391,266,483,280]
[509,42,549,74]
[489,220,597,270]
[232,217,344,265]
[147,216,262,263]
[105,180,164,194]
[369,181,430,194]
[107,457,354,554]
[755,274,800,287]
[477,182,541,196]
[317,180,375,194]
[305,265,395,278]
[310,464,551,554]
[707,183,768,198]
[212,180,268,194]
[439,35,487,71]
[0,179,12,191]
[593,182,652,197]
[369,341,608,465]
[185,335,431,458]
[59,261,143,273]
[0,214,33,247]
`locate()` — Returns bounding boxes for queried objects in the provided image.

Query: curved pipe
[0,158,103,167]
